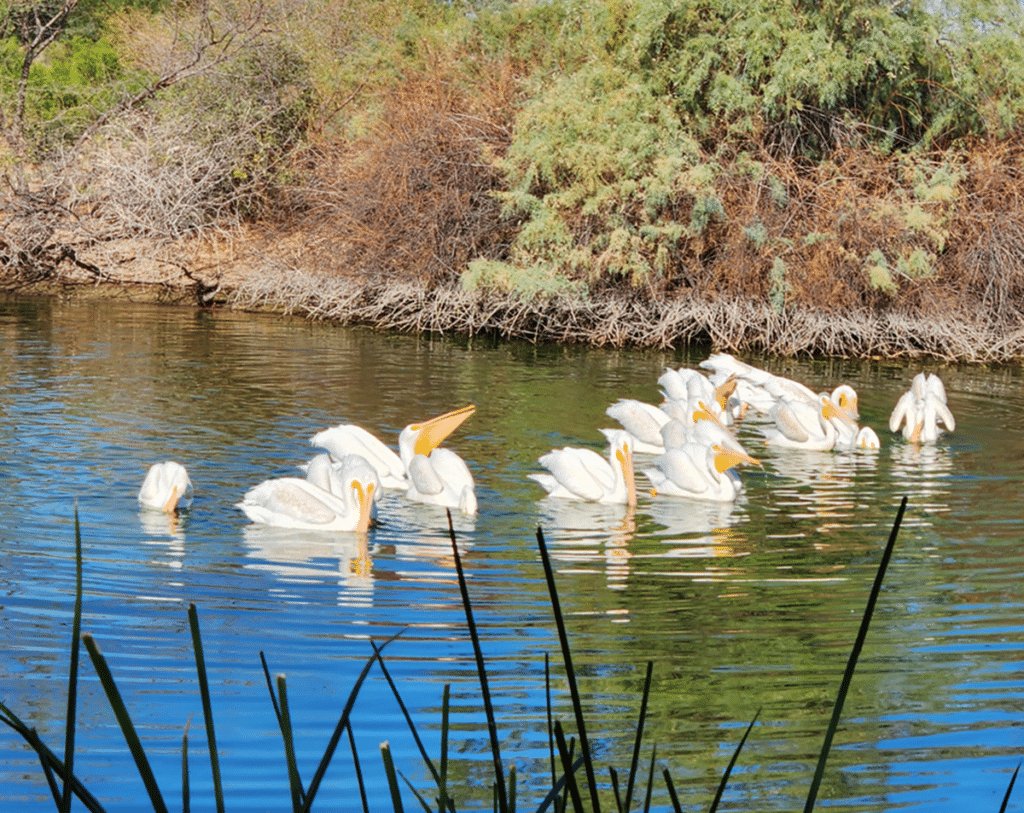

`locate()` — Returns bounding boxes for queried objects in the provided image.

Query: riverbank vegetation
[3,0,1024,359]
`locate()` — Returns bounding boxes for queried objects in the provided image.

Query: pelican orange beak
[693,400,729,429]
[352,480,376,534]
[712,445,762,474]
[163,485,180,514]
[615,441,637,507]
[821,395,857,428]
[411,404,476,457]
[714,377,738,410]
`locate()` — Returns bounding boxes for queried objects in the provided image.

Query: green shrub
[0,34,147,153]
[465,0,1024,297]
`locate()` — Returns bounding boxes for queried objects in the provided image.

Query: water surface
[2,295,1023,811]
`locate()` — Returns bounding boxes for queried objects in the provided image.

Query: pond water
[1,294,1024,812]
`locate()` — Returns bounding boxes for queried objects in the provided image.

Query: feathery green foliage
[467,0,1024,297]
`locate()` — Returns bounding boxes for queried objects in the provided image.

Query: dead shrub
[941,139,1024,321]
[279,69,517,287]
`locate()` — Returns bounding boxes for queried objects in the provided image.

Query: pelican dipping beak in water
[889,372,955,444]
[138,461,194,513]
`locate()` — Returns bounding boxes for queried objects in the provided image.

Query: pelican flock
[530,352,954,507]
[138,354,954,529]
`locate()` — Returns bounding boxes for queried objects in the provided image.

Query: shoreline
[3,253,1022,363]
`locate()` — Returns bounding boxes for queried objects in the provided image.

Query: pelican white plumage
[699,352,859,419]
[603,398,672,454]
[237,453,379,532]
[398,404,478,515]
[854,425,881,450]
[138,461,193,513]
[643,442,761,502]
[761,394,855,451]
[530,430,637,506]
[311,423,408,489]
[889,373,955,444]
[658,367,741,422]
[657,408,750,457]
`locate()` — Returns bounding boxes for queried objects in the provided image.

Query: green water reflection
[1,294,1024,812]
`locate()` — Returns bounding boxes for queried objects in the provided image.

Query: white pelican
[658,368,741,422]
[138,461,193,513]
[530,430,637,506]
[761,394,855,451]
[237,454,379,532]
[643,442,761,502]
[853,426,881,450]
[311,423,408,489]
[604,398,672,454]
[398,404,478,515]
[889,373,955,444]
[699,352,859,419]
[656,409,750,458]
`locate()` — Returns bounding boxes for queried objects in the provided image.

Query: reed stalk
[60,506,84,813]
[81,633,169,813]
[804,495,908,812]
[553,722,585,813]
[381,741,405,813]
[276,675,305,813]
[662,769,681,813]
[1001,762,1021,813]
[439,684,451,813]
[446,510,508,813]
[187,603,225,813]
[622,660,654,812]
[640,744,656,813]
[708,710,761,813]
[182,719,191,813]
[346,720,371,813]
[536,526,602,812]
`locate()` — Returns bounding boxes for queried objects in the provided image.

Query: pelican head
[855,426,881,450]
[819,393,858,430]
[139,461,194,513]
[399,404,476,465]
[830,385,859,419]
[340,455,379,534]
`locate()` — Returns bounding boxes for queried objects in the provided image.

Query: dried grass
[229,267,1024,361]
